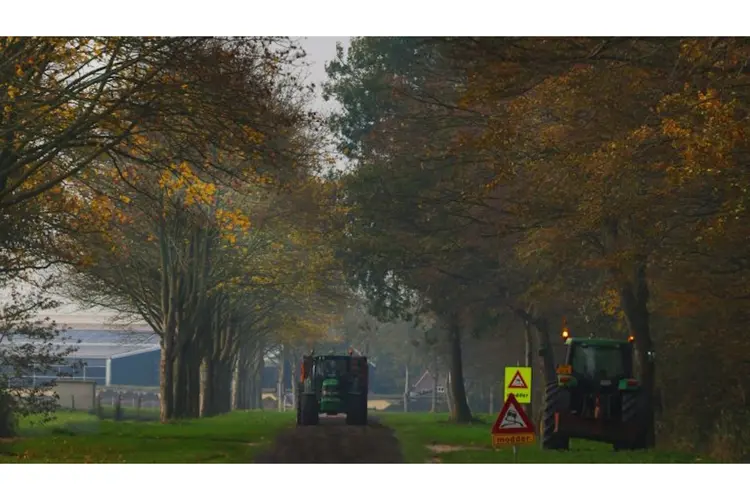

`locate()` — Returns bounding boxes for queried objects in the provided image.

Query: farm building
[3,326,380,393]
[2,329,162,388]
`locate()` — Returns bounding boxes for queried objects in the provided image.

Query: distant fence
[87,386,450,413]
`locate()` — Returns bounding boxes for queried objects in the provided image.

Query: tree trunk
[488,382,494,415]
[173,352,186,418]
[534,316,559,431]
[445,371,454,415]
[277,346,286,412]
[211,359,233,415]
[431,366,438,413]
[159,338,174,423]
[247,362,258,410]
[619,260,657,447]
[291,354,299,411]
[524,318,534,420]
[255,349,264,410]
[232,359,242,410]
[200,356,214,417]
[403,364,410,413]
[447,318,473,423]
[187,346,201,418]
[243,360,253,410]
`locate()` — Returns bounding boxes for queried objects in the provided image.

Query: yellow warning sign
[504,366,532,404]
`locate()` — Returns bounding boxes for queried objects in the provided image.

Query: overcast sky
[298,36,351,113]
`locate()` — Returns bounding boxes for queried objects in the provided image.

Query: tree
[0,284,78,436]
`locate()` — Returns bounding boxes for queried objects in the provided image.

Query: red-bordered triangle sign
[491,393,535,435]
[507,369,528,389]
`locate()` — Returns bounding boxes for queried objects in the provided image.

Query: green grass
[2,409,705,463]
[1,410,296,463]
[376,412,706,463]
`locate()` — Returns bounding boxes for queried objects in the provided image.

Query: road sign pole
[506,360,526,464]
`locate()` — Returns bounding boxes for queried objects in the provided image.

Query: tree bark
[291,352,299,411]
[232,358,241,410]
[247,361,258,410]
[277,345,286,412]
[447,317,473,423]
[524,318,534,419]
[173,346,189,419]
[159,337,174,423]
[255,348,264,410]
[488,382,494,415]
[205,358,232,415]
[200,356,214,417]
[187,345,201,418]
[431,365,438,413]
[445,371,454,415]
[214,359,233,414]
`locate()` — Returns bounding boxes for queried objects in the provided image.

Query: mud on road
[254,415,404,463]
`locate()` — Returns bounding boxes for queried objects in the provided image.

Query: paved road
[254,414,404,463]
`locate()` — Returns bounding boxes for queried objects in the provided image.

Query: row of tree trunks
[233,359,252,410]
[200,357,234,416]
[173,341,202,419]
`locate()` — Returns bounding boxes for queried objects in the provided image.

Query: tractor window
[570,345,626,380]
[316,359,348,378]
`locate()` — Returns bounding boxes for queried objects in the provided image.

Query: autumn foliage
[327,37,750,459]
[1,37,348,428]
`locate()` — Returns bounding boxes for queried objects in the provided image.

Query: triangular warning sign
[491,393,535,435]
[507,370,528,389]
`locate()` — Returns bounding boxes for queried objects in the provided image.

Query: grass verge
[0,410,296,463]
[376,412,705,463]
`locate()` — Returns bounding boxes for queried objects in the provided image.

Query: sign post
[490,393,536,461]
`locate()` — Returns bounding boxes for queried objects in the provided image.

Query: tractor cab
[297,352,369,426]
[565,338,635,389]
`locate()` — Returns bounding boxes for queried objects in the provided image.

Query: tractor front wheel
[541,383,570,451]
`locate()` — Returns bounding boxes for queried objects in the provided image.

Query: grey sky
[297,36,351,113]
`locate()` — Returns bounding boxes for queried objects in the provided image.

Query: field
[0,410,705,463]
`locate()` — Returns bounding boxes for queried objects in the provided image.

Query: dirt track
[254,415,404,463]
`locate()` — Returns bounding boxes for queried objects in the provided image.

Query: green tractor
[296,352,369,426]
[540,330,649,451]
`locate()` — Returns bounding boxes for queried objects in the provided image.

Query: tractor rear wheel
[541,382,570,450]
[300,393,319,426]
[616,391,648,451]
[346,394,368,425]
[295,384,302,425]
